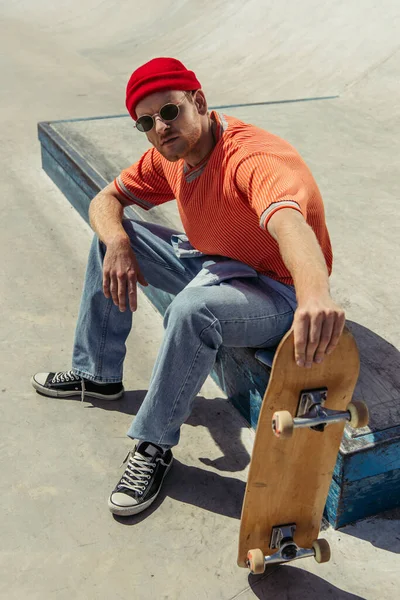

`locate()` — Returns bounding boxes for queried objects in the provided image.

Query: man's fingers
[325,311,346,354]
[314,314,335,363]
[107,271,140,312]
[294,300,346,368]
[117,272,128,312]
[294,311,309,367]
[128,274,138,312]
[103,271,111,298]
[102,244,143,312]
[109,274,120,307]
[304,314,323,367]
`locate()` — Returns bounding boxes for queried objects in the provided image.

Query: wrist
[104,231,130,248]
[296,285,331,305]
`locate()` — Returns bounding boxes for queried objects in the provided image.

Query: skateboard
[238,327,368,574]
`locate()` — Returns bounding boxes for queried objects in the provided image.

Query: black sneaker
[108,441,173,516]
[31,370,124,401]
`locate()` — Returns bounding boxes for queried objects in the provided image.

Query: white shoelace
[51,370,85,402]
[118,450,155,495]
[51,370,81,384]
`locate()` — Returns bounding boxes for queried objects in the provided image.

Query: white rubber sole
[30,376,124,401]
[108,459,173,516]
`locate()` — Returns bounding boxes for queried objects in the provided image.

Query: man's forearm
[274,215,330,303]
[268,208,344,366]
[89,191,129,247]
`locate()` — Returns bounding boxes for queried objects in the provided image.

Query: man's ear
[193,90,208,115]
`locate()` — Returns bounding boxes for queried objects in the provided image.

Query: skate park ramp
[2,0,399,110]
[2,1,400,599]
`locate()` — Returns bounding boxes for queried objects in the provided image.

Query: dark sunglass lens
[136,116,154,132]
[160,103,179,121]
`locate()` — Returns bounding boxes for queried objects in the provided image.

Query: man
[32,57,345,517]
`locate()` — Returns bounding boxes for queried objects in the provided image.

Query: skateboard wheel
[246,548,265,574]
[272,410,294,439]
[312,538,331,563]
[347,400,369,428]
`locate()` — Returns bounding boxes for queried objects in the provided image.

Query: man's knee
[164,288,222,347]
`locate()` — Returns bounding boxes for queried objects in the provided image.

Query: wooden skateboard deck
[238,327,360,567]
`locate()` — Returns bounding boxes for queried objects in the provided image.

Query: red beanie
[126,57,201,120]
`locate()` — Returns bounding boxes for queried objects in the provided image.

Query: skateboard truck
[271,388,368,438]
[266,524,315,565]
[295,388,350,432]
[246,524,331,573]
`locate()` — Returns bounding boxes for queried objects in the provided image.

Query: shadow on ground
[113,457,245,524]
[346,320,400,432]
[339,507,400,554]
[248,564,366,600]
[86,390,252,472]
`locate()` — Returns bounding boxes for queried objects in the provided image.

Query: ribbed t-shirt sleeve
[114,148,175,210]
[235,153,308,229]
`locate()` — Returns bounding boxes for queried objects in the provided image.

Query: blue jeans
[72,219,295,449]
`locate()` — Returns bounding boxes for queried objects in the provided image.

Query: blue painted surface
[38,122,108,195]
[255,348,276,368]
[38,118,400,528]
[333,451,344,482]
[41,146,91,222]
[324,476,342,527]
[322,428,400,486]
[343,432,400,482]
[213,346,269,429]
[327,469,400,528]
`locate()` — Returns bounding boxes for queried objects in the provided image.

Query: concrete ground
[1,1,399,599]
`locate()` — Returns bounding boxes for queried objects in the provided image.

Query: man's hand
[103,236,148,312]
[293,295,345,367]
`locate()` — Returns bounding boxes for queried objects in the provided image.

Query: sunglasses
[135,94,188,133]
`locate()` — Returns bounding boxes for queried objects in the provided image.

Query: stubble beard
[159,122,202,163]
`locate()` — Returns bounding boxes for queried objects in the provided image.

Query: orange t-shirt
[115,111,332,286]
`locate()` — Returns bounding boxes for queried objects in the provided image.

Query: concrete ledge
[37,106,400,528]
